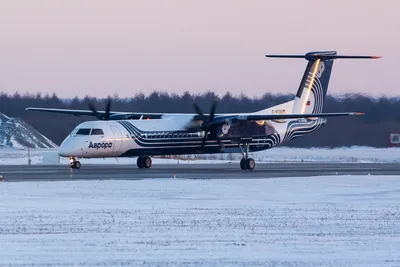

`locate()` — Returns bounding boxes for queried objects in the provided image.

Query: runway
[1,162,399,182]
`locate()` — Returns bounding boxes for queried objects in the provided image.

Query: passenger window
[76,128,91,135]
[91,129,104,135]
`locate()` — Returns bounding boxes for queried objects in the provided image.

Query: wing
[25,107,164,120]
[188,112,365,130]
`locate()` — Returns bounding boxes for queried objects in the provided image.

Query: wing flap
[25,107,103,116]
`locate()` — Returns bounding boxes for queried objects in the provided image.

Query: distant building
[388,133,400,147]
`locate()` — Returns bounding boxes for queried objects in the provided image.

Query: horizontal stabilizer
[266,51,381,61]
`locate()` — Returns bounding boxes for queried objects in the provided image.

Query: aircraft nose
[58,144,73,157]
[58,138,79,157]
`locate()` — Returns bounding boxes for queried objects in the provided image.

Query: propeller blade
[88,102,102,120]
[216,137,225,152]
[104,97,112,120]
[209,101,217,121]
[193,103,204,116]
[201,134,207,148]
[88,102,96,113]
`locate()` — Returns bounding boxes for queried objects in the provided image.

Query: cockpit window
[69,128,79,136]
[91,129,104,135]
[76,128,91,135]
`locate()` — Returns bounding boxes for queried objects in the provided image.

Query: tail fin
[266,51,380,114]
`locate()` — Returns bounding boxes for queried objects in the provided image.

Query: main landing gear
[137,156,152,169]
[69,157,81,169]
[238,143,255,170]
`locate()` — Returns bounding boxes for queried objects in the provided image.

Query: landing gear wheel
[74,161,81,169]
[137,156,145,168]
[238,143,255,170]
[245,158,255,170]
[143,156,152,168]
[70,160,81,169]
[240,158,247,170]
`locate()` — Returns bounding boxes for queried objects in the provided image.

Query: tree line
[0,91,399,147]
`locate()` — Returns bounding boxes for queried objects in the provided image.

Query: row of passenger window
[75,128,104,135]
[141,132,203,138]
[72,128,201,138]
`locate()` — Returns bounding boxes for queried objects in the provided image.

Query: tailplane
[266,51,380,114]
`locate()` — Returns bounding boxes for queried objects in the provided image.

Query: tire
[144,156,152,168]
[74,161,81,169]
[240,158,247,170]
[137,157,144,168]
[69,162,75,168]
[245,158,255,170]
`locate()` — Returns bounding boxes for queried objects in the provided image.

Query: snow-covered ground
[0,175,399,266]
[1,146,400,165]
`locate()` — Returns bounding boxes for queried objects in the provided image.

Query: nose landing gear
[137,156,152,169]
[69,157,81,169]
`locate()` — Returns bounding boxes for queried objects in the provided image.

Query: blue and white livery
[26,51,380,170]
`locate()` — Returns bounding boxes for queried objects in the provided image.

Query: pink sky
[0,0,398,98]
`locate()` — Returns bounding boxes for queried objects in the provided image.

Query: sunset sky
[0,0,398,98]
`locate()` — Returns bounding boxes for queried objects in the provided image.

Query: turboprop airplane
[26,51,380,170]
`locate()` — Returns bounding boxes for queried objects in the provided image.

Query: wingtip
[355,112,365,116]
[371,56,382,59]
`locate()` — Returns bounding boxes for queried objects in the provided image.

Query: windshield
[75,128,91,135]
[70,128,105,137]
[91,129,104,135]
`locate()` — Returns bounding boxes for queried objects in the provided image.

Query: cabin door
[110,125,122,153]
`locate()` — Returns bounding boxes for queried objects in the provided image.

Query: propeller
[188,101,224,151]
[88,97,112,120]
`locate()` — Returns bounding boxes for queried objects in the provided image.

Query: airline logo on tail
[316,61,325,78]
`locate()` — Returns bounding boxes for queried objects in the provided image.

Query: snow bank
[0,113,57,149]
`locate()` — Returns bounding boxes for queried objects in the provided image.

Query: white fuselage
[58,115,204,158]
[58,108,327,159]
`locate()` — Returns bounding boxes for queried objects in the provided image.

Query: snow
[1,146,400,165]
[0,112,57,149]
[257,146,400,163]
[1,175,400,266]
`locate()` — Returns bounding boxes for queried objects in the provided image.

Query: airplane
[26,51,380,170]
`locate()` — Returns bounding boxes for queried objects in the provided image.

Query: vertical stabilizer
[292,51,335,114]
[265,51,380,114]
